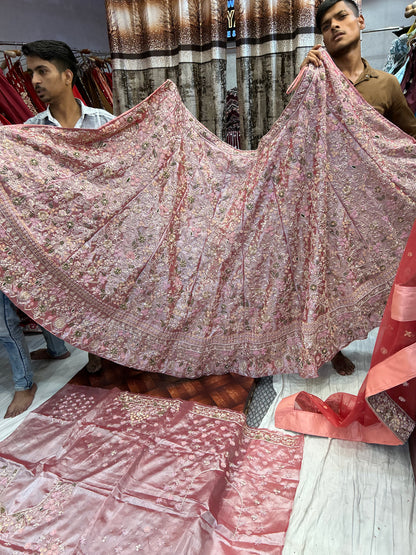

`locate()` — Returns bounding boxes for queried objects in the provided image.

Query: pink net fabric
[0,51,414,378]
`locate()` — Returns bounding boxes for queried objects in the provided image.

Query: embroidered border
[367,391,415,443]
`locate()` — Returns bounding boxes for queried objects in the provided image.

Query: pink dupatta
[275,220,416,445]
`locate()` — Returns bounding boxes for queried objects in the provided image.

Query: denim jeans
[40,328,69,357]
[0,292,33,391]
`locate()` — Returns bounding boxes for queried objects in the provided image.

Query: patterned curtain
[235,0,320,149]
[105,0,228,138]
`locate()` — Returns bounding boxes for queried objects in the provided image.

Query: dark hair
[22,40,78,84]
[316,0,359,33]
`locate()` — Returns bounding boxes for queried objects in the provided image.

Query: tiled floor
[19,318,257,414]
[69,357,257,414]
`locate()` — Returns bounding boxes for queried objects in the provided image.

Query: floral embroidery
[0,386,304,552]
[367,391,414,442]
[0,477,75,535]
[118,392,181,424]
[0,56,414,381]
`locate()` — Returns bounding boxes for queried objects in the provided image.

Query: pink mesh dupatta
[275,219,416,445]
[0,51,415,378]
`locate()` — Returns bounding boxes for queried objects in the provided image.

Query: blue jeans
[40,328,69,357]
[0,292,33,391]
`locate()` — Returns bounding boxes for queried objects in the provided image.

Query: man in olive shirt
[301,0,416,375]
[302,0,416,138]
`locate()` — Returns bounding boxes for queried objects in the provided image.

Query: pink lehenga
[0,51,415,378]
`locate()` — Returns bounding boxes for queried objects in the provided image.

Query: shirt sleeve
[24,116,37,124]
[103,113,116,123]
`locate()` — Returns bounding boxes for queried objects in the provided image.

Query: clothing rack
[0,41,110,57]
[0,41,114,124]
[363,26,403,34]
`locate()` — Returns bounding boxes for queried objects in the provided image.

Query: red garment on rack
[104,70,113,89]
[275,219,416,445]
[92,66,113,106]
[0,68,34,123]
[0,113,10,125]
[4,57,39,115]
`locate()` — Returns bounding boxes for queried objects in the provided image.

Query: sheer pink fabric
[0,385,303,553]
[0,51,415,378]
[275,220,416,445]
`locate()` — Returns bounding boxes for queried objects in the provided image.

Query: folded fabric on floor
[0,384,303,553]
[275,219,416,445]
[0,51,415,378]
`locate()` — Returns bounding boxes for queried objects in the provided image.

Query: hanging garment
[0,113,10,125]
[3,56,46,114]
[0,68,34,123]
[223,87,241,148]
[0,52,415,379]
[3,56,39,116]
[401,43,416,112]
[384,33,410,75]
[0,384,304,553]
[77,60,113,113]
[91,66,113,108]
[275,219,416,445]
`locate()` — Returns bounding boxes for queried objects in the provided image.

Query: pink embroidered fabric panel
[0,385,303,553]
[0,51,415,378]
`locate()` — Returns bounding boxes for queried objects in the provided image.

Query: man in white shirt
[1,40,114,418]
[24,40,114,129]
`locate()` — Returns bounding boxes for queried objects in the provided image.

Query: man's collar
[45,98,85,126]
[360,58,379,79]
[354,58,379,86]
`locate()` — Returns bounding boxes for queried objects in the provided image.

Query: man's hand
[300,45,324,69]
[405,3,416,18]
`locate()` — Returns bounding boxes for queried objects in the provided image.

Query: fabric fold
[0,384,304,553]
[391,284,416,321]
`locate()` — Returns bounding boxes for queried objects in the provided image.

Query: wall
[361,0,410,69]
[0,1,412,71]
[0,0,109,54]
